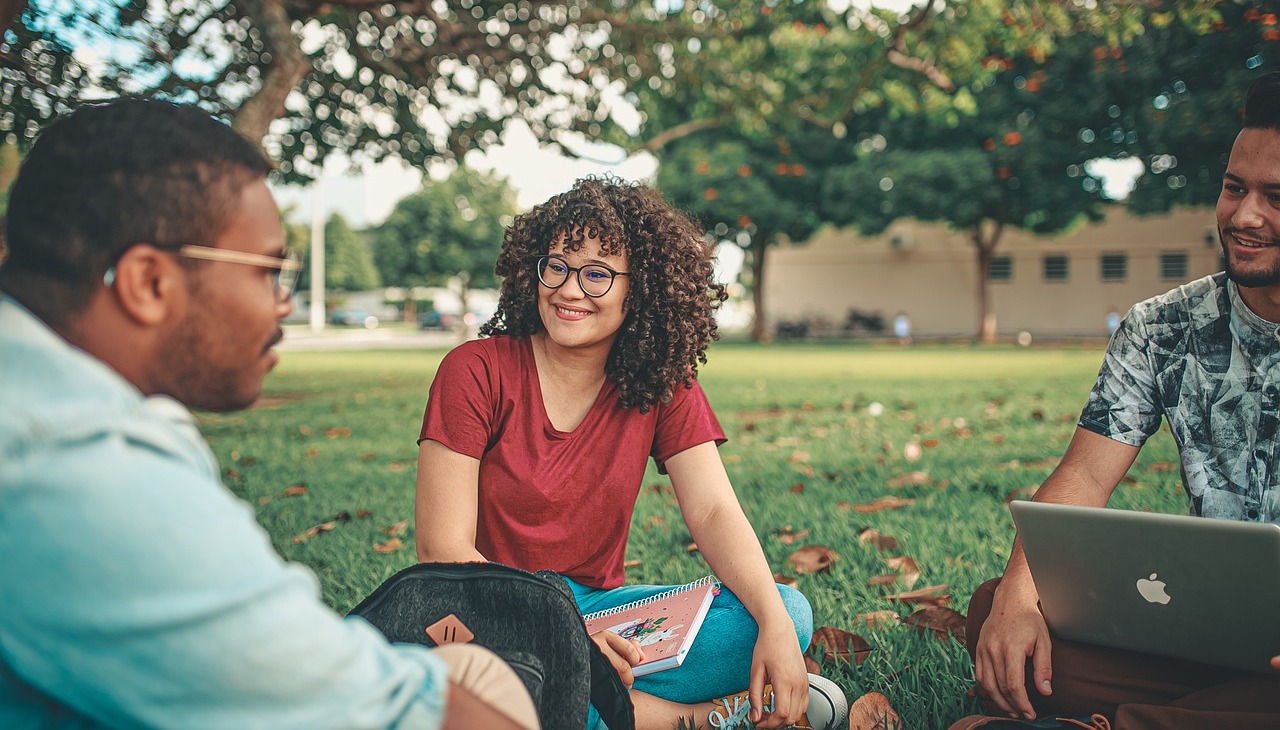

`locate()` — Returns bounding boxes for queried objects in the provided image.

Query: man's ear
[108,245,186,326]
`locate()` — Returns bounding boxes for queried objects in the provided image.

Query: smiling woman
[413,176,848,730]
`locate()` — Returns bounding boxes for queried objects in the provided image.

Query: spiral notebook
[582,576,718,677]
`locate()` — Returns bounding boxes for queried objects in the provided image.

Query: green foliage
[202,342,1186,728]
[4,1,686,180]
[287,213,380,293]
[370,168,515,289]
[0,2,89,147]
[1088,3,1270,213]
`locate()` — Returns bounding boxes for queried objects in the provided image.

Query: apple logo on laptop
[1136,573,1171,605]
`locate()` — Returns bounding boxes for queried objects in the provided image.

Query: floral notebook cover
[582,576,718,677]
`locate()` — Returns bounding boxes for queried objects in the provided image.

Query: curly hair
[480,176,728,412]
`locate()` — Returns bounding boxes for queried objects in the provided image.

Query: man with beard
[0,99,536,730]
[955,72,1280,730]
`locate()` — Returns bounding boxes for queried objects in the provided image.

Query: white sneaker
[803,673,849,730]
[706,673,849,729]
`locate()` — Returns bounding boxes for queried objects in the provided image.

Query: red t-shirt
[419,335,726,589]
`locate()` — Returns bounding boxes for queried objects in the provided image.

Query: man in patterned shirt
[958,72,1280,730]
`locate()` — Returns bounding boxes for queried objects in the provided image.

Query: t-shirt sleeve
[1078,305,1163,446]
[652,378,728,474]
[0,424,449,730]
[420,341,498,459]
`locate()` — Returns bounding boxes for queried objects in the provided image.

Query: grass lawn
[199,341,1185,729]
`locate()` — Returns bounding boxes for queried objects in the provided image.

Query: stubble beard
[1221,227,1280,288]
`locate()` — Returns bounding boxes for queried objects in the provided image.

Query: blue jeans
[562,577,814,730]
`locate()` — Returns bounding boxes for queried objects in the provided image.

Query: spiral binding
[582,575,718,621]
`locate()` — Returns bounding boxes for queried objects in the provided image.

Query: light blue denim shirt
[0,296,449,729]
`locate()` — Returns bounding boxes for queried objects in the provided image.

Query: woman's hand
[746,624,809,729]
[590,631,645,689]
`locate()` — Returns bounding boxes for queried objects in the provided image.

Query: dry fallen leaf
[922,438,939,449]
[991,434,1005,445]
[787,545,839,574]
[858,529,899,552]
[1004,485,1039,503]
[284,485,307,497]
[355,510,372,519]
[291,521,337,544]
[773,572,798,589]
[686,542,699,553]
[623,559,641,568]
[884,584,951,607]
[851,496,917,514]
[359,452,378,461]
[867,573,899,588]
[1146,461,1173,473]
[298,425,311,436]
[804,655,821,674]
[887,471,931,488]
[855,610,901,631]
[789,450,811,464]
[774,526,811,545]
[810,625,871,665]
[325,427,352,438]
[372,538,403,554]
[848,691,902,730]
[904,606,968,644]
[789,482,805,494]
[382,519,409,537]
[884,556,921,589]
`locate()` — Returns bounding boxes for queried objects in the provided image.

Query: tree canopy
[3,0,678,179]
[371,166,514,291]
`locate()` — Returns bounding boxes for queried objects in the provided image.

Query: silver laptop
[1010,500,1280,673]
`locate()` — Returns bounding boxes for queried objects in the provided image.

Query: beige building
[763,206,1225,339]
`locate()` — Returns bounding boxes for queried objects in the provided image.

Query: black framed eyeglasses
[104,244,303,302]
[533,254,629,298]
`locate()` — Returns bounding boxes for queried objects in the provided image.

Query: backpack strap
[531,571,634,730]
[587,638,636,730]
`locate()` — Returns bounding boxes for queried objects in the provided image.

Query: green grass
[199,342,1185,728]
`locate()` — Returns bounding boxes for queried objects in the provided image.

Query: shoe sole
[805,673,849,730]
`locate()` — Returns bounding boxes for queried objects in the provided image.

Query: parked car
[330,310,379,329]
[419,309,457,331]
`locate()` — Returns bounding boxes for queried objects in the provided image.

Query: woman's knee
[777,584,814,650]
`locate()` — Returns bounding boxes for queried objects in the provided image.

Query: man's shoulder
[0,302,210,474]
[1128,273,1228,329]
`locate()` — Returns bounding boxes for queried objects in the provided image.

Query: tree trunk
[750,229,772,343]
[232,0,310,147]
[0,0,24,38]
[970,220,1004,345]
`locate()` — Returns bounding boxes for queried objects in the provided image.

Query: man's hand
[974,592,1053,721]
[590,631,645,689]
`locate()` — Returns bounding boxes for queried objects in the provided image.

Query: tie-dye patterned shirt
[1080,272,1280,523]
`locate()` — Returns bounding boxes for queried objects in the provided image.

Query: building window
[1161,251,1189,281]
[1100,253,1128,282]
[1043,254,1070,282]
[989,255,1013,282]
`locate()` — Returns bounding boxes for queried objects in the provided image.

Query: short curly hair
[481,176,727,412]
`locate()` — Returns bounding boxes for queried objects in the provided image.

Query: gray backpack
[349,561,635,730]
